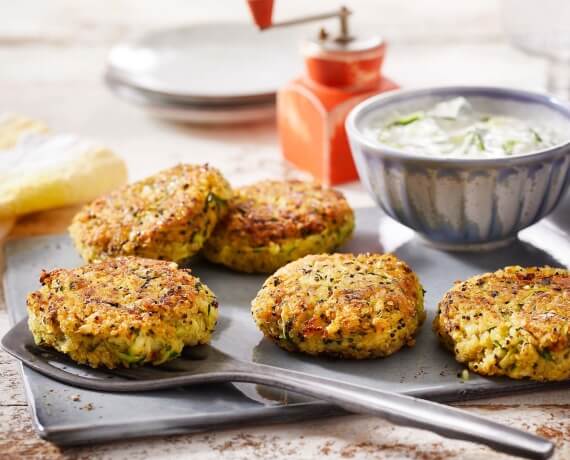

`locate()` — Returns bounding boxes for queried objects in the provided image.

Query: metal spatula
[2,319,553,459]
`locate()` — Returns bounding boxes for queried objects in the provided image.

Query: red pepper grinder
[247,1,398,185]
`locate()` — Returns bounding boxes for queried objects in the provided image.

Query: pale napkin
[0,114,127,221]
[0,133,127,219]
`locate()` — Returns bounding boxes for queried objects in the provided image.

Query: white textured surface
[107,23,310,97]
[1,1,569,459]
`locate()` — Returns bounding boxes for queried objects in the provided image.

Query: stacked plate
[105,22,309,124]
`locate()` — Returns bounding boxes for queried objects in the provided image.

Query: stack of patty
[35,163,233,368]
[30,161,569,381]
[69,168,354,273]
[29,165,357,368]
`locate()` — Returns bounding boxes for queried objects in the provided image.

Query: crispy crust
[433,266,570,381]
[251,253,425,359]
[203,180,355,273]
[26,257,218,368]
[69,164,232,263]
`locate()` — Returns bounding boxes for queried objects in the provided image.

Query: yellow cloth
[0,133,127,219]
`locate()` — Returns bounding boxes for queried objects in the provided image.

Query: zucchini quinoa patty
[27,257,218,368]
[203,180,355,273]
[251,253,425,359]
[69,164,232,263]
[433,266,570,381]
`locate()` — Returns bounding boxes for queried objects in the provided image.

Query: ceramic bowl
[346,86,570,250]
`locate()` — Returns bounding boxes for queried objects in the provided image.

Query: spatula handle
[230,362,553,460]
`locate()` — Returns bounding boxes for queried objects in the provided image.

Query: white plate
[106,76,276,124]
[106,22,310,104]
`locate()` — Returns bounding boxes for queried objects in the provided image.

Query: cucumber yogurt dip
[371,97,561,157]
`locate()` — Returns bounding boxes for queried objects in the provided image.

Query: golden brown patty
[433,266,570,381]
[69,164,232,263]
[202,180,355,273]
[251,253,425,359]
[27,257,218,368]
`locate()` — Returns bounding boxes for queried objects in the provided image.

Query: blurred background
[0,0,565,184]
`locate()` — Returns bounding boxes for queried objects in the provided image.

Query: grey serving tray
[4,197,570,446]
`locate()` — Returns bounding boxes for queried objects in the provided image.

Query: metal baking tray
[4,196,570,446]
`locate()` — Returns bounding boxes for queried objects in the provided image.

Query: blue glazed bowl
[346,86,570,250]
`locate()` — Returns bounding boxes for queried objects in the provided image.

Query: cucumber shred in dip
[374,97,561,157]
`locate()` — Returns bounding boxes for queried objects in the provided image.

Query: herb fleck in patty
[434,266,570,381]
[69,164,232,263]
[203,180,354,273]
[27,257,218,368]
[252,253,425,359]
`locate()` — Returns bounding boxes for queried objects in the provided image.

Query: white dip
[371,97,561,157]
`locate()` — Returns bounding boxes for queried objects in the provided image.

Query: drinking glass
[501,0,570,99]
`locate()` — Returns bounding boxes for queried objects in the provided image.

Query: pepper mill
[247,1,398,185]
